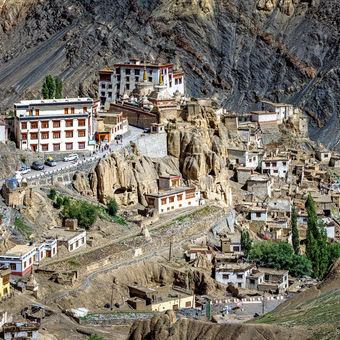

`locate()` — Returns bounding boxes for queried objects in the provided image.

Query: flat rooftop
[43,229,85,241]
[145,186,196,198]
[2,244,37,257]
[15,98,93,106]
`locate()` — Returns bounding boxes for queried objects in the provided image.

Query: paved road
[1,125,143,187]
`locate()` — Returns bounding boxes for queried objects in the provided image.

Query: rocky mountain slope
[0,0,339,147]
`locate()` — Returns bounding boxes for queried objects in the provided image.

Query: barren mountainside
[0,0,339,147]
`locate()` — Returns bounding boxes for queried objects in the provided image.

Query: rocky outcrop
[73,154,180,205]
[0,0,339,148]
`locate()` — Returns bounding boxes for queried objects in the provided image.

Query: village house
[0,267,11,300]
[249,207,267,222]
[57,230,87,252]
[251,111,277,124]
[14,98,98,152]
[0,240,57,276]
[246,175,272,200]
[127,284,195,312]
[316,150,331,164]
[261,156,291,178]
[215,260,256,288]
[220,238,243,255]
[247,267,289,294]
[3,322,39,340]
[329,155,340,168]
[228,148,259,168]
[151,123,165,134]
[188,247,212,262]
[145,175,200,214]
[95,111,129,143]
[261,101,294,124]
[236,167,254,184]
[98,59,185,107]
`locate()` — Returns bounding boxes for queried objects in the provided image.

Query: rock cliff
[0,0,339,147]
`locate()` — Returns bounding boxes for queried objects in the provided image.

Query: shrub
[107,197,118,217]
[63,200,98,229]
[63,196,71,207]
[54,196,63,209]
[49,188,56,200]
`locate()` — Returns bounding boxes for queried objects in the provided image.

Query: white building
[228,148,259,168]
[189,247,212,261]
[98,58,185,108]
[251,111,277,124]
[0,240,57,276]
[250,207,267,222]
[215,261,256,288]
[261,157,291,178]
[59,231,86,252]
[261,101,294,124]
[145,175,200,214]
[14,98,98,152]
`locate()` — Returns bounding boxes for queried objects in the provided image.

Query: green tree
[291,205,300,255]
[63,200,98,229]
[107,197,119,217]
[289,254,312,278]
[55,77,63,98]
[49,188,56,200]
[54,196,63,209]
[45,75,55,99]
[327,242,340,267]
[241,230,252,257]
[306,195,329,279]
[42,81,49,99]
[63,196,71,208]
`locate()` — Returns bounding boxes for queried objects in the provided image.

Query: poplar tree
[45,75,55,99]
[241,230,252,258]
[42,81,49,99]
[55,77,63,98]
[291,205,300,255]
[306,194,329,278]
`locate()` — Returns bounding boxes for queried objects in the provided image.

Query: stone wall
[134,133,167,158]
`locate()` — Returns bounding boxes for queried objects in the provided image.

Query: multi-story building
[14,98,99,152]
[0,240,57,276]
[227,148,259,168]
[0,267,11,299]
[261,157,291,178]
[98,58,185,108]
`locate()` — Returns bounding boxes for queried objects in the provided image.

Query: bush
[63,196,71,207]
[49,188,56,200]
[327,243,340,267]
[107,197,118,217]
[54,196,63,209]
[63,200,98,229]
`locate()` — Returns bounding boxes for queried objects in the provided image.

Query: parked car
[16,165,31,175]
[31,161,44,171]
[143,128,151,133]
[63,154,79,162]
[115,134,123,140]
[45,158,57,167]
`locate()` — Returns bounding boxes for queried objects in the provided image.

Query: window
[108,84,112,89]
[222,274,229,280]
[21,122,27,129]
[237,274,243,279]
[101,92,105,96]
[256,212,261,218]
[177,194,183,201]
[35,109,39,116]
[64,108,69,114]
[66,131,73,138]
[161,198,167,205]
[135,70,140,76]
[76,241,79,247]
[53,247,56,254]
[78,130,86,137]
[126,84,130,90]
[185,301,191,308]
[24,261,27,269]
[66,143,73,150]
[179,78,182,84]
[30,133,38,140]
[274,170,278,174]
[71,107,75,114]
[21,133,27,140]
[126,69,130,75]
[41,144,48,151]
[41,132,49,139]
[66,120,73,127]
[29,109,33,116]
[27,331,32,337]
[108,92,112,98]
[126,76,130,83]
[148,77,152,82]
[265,162,270,167]
[135,76,139,82]
[53,131,60,139]
[78,119,86,126]
[78,142,85,149]
[185,189,195,199]
[272,162,277,167]
[41,121,49,128]
[282,161,286,166]
[30,122,38,129]
[10,263,16,270]
[169,196,174,203]
[53,120,60,128]
[238,283,242,288]
[101,83,106,89]
[53,144,60,151]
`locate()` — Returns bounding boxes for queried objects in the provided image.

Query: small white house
[261,158,290,178]
[261,101,294,124]
[250,208,267,222]
[151,123,165,134]
[189,247,212,261]
[251,111,277,124]
[228,148,259,168]
[215,263,256,288]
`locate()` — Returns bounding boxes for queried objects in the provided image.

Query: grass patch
[14,217,32,238]
[97,206,127,226]
[67,260,81,266]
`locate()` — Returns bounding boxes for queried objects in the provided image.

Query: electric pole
[168,236,173,262]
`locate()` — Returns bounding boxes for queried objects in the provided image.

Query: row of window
[21,119,86,130]
[27,107,88,116]
[29,142,86,152]
[264,161,287,167]
[70,237,85,250]
[22,130,86,140]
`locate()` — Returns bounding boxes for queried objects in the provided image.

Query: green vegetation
[248,241,311,278]
[68,260,81,266]
[88,335,106,340]
[54,196,63,209]
[63,200,98,229]
[113,215,127,225]
[241,230,252,257]
[49,188,56,201]
[291,204,300,255]
[306,194,329,279]
[14,217,32,238]
[42,75,63,99]
[8,110,14,117]
[327,242,340,267]
[107,197,118,216]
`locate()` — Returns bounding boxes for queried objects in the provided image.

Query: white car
[16,165,31,175]
[63,154,79,162]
